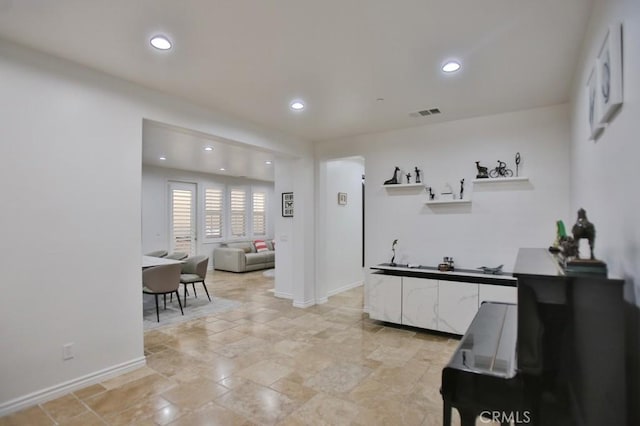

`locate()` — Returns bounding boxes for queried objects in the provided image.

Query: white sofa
[213,240,275,272]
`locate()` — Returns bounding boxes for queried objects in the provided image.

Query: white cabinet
[402,277,438,329]
[368,273,402,323]
[479,284,517,306]
[437,281,479,334]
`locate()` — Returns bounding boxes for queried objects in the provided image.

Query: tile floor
[0,270,474,426]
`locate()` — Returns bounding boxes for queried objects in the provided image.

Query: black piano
[441,248,628,426]
[441,301,542,426]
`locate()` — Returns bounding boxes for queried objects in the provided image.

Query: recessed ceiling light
[159,156,167,161]
[442,61,461,73]
[265,161,272,165]
[290,101,305,111]
[219,167,226,171]
[150,35,172,50]
[204,146,213,151]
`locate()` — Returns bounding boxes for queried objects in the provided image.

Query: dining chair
[142,263,183,322]
[180,255,211,306]
[145,250,168,258]
[165,252,188,260]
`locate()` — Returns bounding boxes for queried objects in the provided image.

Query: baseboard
[293,299,316,308]
[274,291,292,299]
[316,297,328,304]
[327,280,363,297]
[0,356,146,417]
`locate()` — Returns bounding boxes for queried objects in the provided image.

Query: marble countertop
[371,263,517,286]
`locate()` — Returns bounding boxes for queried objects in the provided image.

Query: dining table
[142,255,184,269]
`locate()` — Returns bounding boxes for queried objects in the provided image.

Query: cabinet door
[402,277,438,330]
[367,273,402,323]
[438,281,479,334]
[479,284,517,306]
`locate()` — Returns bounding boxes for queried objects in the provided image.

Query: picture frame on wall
[596,23,623,125]
[586,67,604,140]
[338,192,347,205]
[281,192,293,217]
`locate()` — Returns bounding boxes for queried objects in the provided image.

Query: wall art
[596,23,623,125]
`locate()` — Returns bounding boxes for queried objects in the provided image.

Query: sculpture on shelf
[426,186,435,200]
[515,152,521,177]
[559,236,579,259]
[478,265,504,275]
[475,161,489,179]
[383,167,400,185]
[406,173,411,184]
[459,179,465,200]
[572,208,596,259]
[390,239,398,266]
[415,167,421,183]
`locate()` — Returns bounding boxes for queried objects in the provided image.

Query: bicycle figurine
[489,160,513,178]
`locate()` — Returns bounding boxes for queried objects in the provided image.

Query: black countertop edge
[371,264,517,287]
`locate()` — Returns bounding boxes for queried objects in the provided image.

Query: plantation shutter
[204,188,223,239]
[230,189,247,237]
[171,189,193,253]
[252,192,266,236]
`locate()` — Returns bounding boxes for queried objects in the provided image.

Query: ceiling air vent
[410,108,441,118]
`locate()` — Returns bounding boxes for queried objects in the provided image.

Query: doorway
[168,181,197,256]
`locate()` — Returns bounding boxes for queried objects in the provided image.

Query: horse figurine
[572,208,596,259]
[384,166,400,185]
[475,161,488,178]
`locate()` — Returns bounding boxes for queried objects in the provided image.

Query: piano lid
[445,302,517,379]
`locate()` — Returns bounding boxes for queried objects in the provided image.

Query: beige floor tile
[73,383,107,400]
[215,381,300,425]
[167,401,252,426]
[0,406,54,426]
[41,394,87,423]
[161,378,229,410]
[303,362,372,395]
[57,410,107,425]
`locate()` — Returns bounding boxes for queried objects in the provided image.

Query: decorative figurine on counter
[475,161,489,179]
[390,239,398,266]
[438,257,455,271]
[478,265,504,275]
[426,187,435,200]
[515,152,521,177]
[459,179,465,200]
[406,173,411,184]
[415,167,421,183]
[488,160,514,178]
[383,167,400,185]
[572,208,596,259]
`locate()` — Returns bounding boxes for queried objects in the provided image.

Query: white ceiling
[142,120,276,181]
[0,0,592,176]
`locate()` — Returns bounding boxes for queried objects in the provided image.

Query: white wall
[316,104,571,272]
[569,0,640,305]
[142,165,275,262]
[317,157,364,300]
[0,40,312,414]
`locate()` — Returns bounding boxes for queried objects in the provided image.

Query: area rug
[143,293,241,331]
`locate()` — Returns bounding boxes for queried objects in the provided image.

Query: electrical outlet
[63,343,74,360]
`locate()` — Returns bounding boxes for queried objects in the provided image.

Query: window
[204,187,223,239]
[230,188,247,237]
[252,192,266,236]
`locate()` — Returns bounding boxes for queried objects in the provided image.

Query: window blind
[172,189,193,253]
[252,192,266,236]
[230,189,247,237]
[204,188,223,239]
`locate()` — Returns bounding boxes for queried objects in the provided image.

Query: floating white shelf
[425,199,471,205]
[382,183,425,189]
[472,176,529,184]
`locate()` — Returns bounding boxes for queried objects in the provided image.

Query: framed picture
[338,192,347,205]
[596,24,623,124]
[586,67,603,140]
[281,192,293,217]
